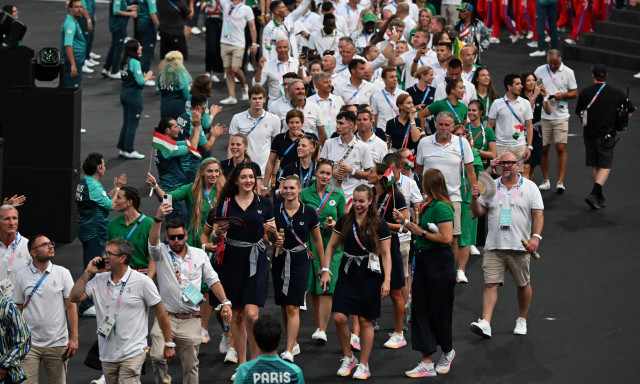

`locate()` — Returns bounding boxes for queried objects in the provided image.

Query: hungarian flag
[382,167,395,186]
[185,139,202,159]
[152,132,178,152]
[459,25,470,39]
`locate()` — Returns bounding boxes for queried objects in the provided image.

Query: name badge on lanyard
[498,176,523,229]
[97,280,127,339]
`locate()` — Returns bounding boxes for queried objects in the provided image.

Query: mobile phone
[61,348,69,361]
[548,95,555,99]
[421,43,427,49]
[391,26,397,35]
[163,194,173,206]
[537,78,544,87]
[95,258,106,270]
[301,46,309,58]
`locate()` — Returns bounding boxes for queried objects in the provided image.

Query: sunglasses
[31,241,55,250]
[498,161,518,167]
[103,250,124,257]
[167,233,186,241]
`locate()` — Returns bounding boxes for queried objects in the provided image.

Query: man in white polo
[13,235,78,384]
[253,39,299,110]
[70,239,175,384]
[0,205,30,300]
[308,72,345,138]
[333,59,375,106]
[356,108,388,164]
[370,67,408,131]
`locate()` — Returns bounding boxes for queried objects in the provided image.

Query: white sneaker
[530,50,546,57]
[82,65,94,74]
[311,328,320,340]
[352,363,371,379]
[219,334,231,353]
[211,74,221,82]
[350,333,361,351]
[435,349,455,374]
[123,151,145,160]
[81,306,96,317]
[510,34,520,43]
[456,269,468,283]
[564,38,576,45]
[241,85,249,101]
[109,72,121,80]
[86,58,99,66]
[527,40,538,48]
[489,37,500,44]
[526,31,534,39]
[538,179,551,190]
[247,62,254,72]
[101,68,111,78]
[118,150,125,158]
[224,346,238,363]
[545,35,551,42]
[201,328,210,343]
[634,72,640,79]
[316,330,327,343]
[90,375,106,384]
[470,245,480,255]
[144,80,156,87]
[337,354,358,376]
[383,332,406,349]
[556,181,565,193]
[90,52,101,60]
[280,350,294,362]
[191,26,202,35]
[470,318,492,338]
[405,362,436,378]
[514,317,527,335]
[220,96,238,105]
[300,297,307,311]
[292,343,300,356]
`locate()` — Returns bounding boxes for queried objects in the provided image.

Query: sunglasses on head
[323,50,335,56]
[168,233,186,241]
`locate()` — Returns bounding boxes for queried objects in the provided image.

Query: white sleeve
[415,139,425,165]
[409,180,423,204]
[462,138,474,165]
[62,268,74,299]
[229,116,239,134]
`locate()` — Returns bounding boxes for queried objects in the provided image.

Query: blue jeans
[79,236,105,313]
[137,18,156,73]
[64,59,84,89]
[104,27,126,74]
[536,1,559,51]
[118,87,144,153]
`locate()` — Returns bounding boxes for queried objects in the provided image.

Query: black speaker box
[0,46,34,91]
[2,167,79,242]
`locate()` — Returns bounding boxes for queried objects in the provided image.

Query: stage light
[33,47,64,84]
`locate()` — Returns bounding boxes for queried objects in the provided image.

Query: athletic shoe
[247,62,254,72]
[352,363,371,380]
[585,193,600,209]
[219,334,231,353]
[144,80,156,87]
[90,52,101,60]
[101,68,111,78]
[598,197,606,208]
[300,297,307,311]
[514,317,527,335]
[280,350,294,362]
[470,245,480,255]
[81,306,96,317]
[527,40,538,48]
[211,74,221,82]
[350,333,361,351]
[311,328,320,340]
[556,182,565,193]
[545,35,551,42]
[510,34,519,43]
[456,269,468,283]
[191,26,202,35]
[230,368,237,381]
[82,65,94,74]
[538,179,551,190]
[292,343,300,356]
[489,37,500,44]
[337,354,358,376]
[224,347,238,363]
[123,151,145,160]
[564,38,576,45]
[470,318,492,338]
[383,332,406,349]
[90,375,106,384]
[526,31,534,39]
[220,96,237,105]
[86,58,99,66]
[405,362,436,378]
[435,349,455,374]
[312,328,327,342]
[371,319,380,331]
[201,328,210,343]
[529,50,546,57]
[109,72,121,80]
[635,72,640,79]
[241,85,249,101]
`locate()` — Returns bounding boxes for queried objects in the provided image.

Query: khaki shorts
[482,249,530,287]
[221,43,245,68]
[399,240,411,278]
[541,118,569,146]
[452,201,462,236]
[496,144,527,172]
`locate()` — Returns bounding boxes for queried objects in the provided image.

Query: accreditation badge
[368,252,381,274]
[499,208,512,229]
[97,315,116,339]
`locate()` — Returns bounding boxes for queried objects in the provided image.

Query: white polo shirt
[220,0,255,48]
[335,3,365,35]
[253,57,299,108]
[332,66,351,86]
[479,176,544,250]
[403,17,417,41]
[397,174,423,242]
[356,133,388,164]
[433,76,478,105]
[261,0,313,59]
[399,49,438,89]
[13,262,74,348]
[351,29,377,52]
[534,63,577,120]
[488,96,533,147]
[85,268,161,363]
[320,136,375,200]
[0,233,30,296]
[149,242,220,314]
[415,134,474,202]
[430,60,447,79]
[308,93,345,137]
[370,88,408,129]
[309,29,343,55]
[333,79,375,105]
[270,99,325,136]
[229,109,281,174]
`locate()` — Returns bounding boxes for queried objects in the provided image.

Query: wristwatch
[421,231,428,239]
[389,40,397,47]
[260,186,270,191]
[153,216,163,223]
[165,342,177,348]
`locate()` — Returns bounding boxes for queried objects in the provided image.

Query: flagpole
[148,147,154,197]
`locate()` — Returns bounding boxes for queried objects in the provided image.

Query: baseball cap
[457,2,473,11]
[591,63,607,77]
[363,13,376,24]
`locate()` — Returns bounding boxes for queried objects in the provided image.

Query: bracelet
[350,168,357,176]
[165,342,176,348]
[533,233,542,240]
[403,219,410,227]
[527,145,534,150]
[201,243,208,252]
[153,216,163,223]
[252,43,259,47]
[151,184,158,190]
[221,299,232,306]
[115,187,120,191]
[321,267,333,275]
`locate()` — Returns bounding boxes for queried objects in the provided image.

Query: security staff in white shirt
[370,67,408,131]
[333,58,375,106]
[148,204,232,384]
[308,72,345,137]
[14,235,78,384]
[0,205,29,299]
[70,239,175,384]
[254,39,300,110]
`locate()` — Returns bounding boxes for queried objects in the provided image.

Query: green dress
[458,149,485,247]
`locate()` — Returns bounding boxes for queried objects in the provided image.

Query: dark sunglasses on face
[168,233,186,241]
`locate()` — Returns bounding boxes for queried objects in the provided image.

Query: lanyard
[281,137,300,159]
[315,187,334,215]
[467,69,475,82]
[586,83,606,109]
[319,97,333,118]
[345,85,363,105]
[419,197,434,214]
[227,2,243,19]
[378,193,392,218]
[421,87,431,105]
[6,233,19,272]
[125,214,146,241]
[299,161,315,188]
[446,100,462,124]
[546,65,558,88]
[352,222,368,252]
[458,136,466,193]
[169,251,193,285]
[503,96,524,126]
[106,279,127,318]
[401,118,413,149]
[289,102,314,127]
[280,203,306,247]
[22,270,50,308]
[341,137,357,161]
[497,175,524,208]
[302,11,312,23]
[246,113,265,135]
[382,90,399,115]
[276,61,291,80]
[470,123,486,150]
[203,189,214,209]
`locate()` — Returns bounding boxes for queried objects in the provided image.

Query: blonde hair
[190,158,225,241]
[160,51,192,88]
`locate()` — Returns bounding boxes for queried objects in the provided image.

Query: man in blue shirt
[234,315,305,383]
[61,0,86,88]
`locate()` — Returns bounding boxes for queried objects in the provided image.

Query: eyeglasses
[31,241,55,250]
[167,233,186,241]
[103,250,124,258]
[498,161,518,167]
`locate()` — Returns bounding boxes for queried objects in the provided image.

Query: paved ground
[8,1,640,383]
